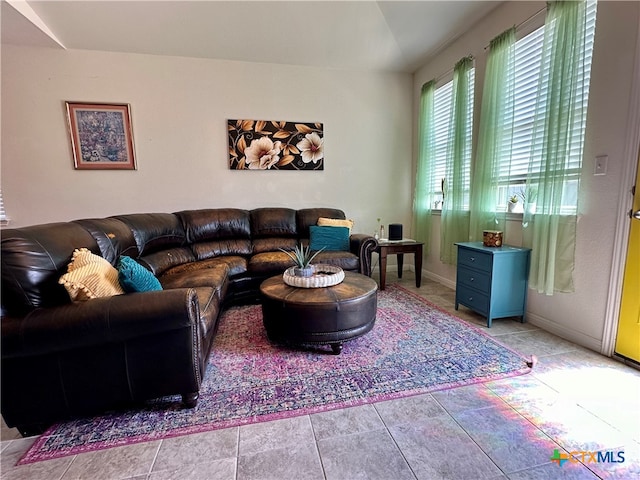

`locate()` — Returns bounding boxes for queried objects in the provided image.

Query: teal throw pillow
[117,256,163,293]
[309,225,350,252]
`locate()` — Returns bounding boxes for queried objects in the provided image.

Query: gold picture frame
[66,102,137,170]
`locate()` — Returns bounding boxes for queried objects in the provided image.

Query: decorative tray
[283,264,345,288]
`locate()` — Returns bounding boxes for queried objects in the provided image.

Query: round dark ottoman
[259,271,378,354]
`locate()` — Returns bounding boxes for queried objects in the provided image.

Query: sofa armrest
[349,234,378,277]
[2,288,202,358]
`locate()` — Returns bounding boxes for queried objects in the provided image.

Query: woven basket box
[482,230,503,247]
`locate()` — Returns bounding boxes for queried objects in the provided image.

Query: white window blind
[432,80,452,208]
[431,67,475,209]
[0,189,8,226]
[497,0,597,212]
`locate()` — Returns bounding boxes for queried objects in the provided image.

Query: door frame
[602,21,640,357]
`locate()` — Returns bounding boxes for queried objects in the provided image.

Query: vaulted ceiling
[1,1,501,73]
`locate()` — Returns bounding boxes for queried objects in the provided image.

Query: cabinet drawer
[456,285,490,315]
[457,248,492,272]
[457,266,491,294]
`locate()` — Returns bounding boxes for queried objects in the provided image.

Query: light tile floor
[2,273,640,480]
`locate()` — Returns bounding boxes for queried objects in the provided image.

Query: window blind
[0,189,8,226]
[431,68,475,208]
[497,0,597,212]
[432,80,452,205]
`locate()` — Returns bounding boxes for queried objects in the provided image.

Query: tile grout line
[429,392,509,479]
[234,427,240,480]
[146,439,163,479]
[308,414,329,480]
[482,379,610,479]
[370,403,419,480]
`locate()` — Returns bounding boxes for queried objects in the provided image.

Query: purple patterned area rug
[20,285,531,464]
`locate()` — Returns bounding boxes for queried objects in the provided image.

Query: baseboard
[419,267,604,354]
[372,266,457,291]
[525,311,603,354]
[422,270,456,290]
[371,264,412,276]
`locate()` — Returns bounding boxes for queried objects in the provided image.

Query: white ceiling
[1,1,501,73]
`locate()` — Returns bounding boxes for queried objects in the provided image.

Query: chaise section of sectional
[1,287,214,436]
[0,220,219,435]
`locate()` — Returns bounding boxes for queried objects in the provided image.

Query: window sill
[430,210,524,222]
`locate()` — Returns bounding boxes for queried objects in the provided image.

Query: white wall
[413,1,640,352]
[1,46,413,238]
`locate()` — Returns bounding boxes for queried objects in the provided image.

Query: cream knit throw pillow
[59,248,124,301]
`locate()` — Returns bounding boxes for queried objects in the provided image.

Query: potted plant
[280,244,325,277]
[507,194,519,213]
[519,186,538,215]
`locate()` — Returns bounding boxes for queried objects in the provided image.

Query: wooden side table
[375,240,423,290]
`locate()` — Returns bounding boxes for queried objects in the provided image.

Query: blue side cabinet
[455,242,531,327]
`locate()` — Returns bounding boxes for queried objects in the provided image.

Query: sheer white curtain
[412,81,436,252]
[440,57,474,264]
[523,0,595,294]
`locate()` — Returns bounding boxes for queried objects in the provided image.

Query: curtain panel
[440,57,474,265]
[523,0,593,294]
[469,27,517,242]
[412,81,436,252]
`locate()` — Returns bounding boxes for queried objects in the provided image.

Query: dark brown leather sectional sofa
[1,207,376,435]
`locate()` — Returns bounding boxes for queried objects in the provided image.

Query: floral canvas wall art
[228,119,324,170]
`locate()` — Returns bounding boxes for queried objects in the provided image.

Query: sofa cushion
[312,251,360,271]
[296,208,346,238]
[74,218,139,265]
[59,248,125,301]
[164,256,248,278]
[160,264,230,305]
[113,213,186,256]
[176,209,251,243]
[248,251,296,275]
[191,240,252,261]
[251,208,297,238]
[252,237,297,254]
[117,256,163,293]
[309,226,350,251]
[138,247,196,276]
[317,217,354,233]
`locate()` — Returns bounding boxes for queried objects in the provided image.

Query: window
[0,189,8,226]
[495,1,597,214]
[431,67,475,210]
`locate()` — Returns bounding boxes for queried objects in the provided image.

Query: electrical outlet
[595,155,608,176]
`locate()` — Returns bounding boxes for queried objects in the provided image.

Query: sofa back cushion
[296,208,346,240]
[74,218,138,265]
[113,213,186,256]
[1,223,99,315]
[176,209,252,260]
[251,208,298,253]
[113,213,194,276]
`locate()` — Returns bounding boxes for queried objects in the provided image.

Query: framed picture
[228,119,324,170]
[66,102,137,170]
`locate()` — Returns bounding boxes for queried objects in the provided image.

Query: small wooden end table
[375,240,424,290]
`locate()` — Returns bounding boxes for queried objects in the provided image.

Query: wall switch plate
[595,155,608,175]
